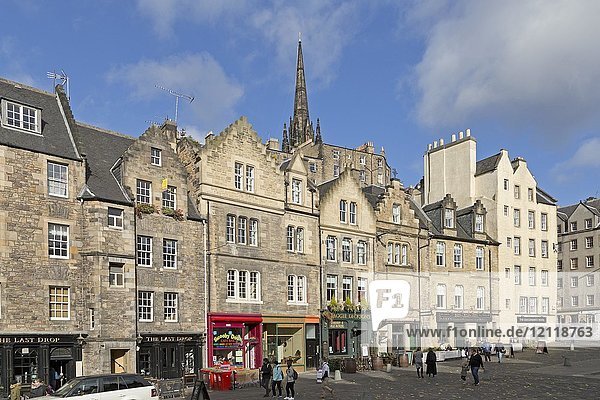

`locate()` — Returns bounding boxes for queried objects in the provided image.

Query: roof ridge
[0,77,55,97]
[76,121,135,140]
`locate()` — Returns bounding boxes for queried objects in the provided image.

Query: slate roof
[317,177,338,198]
[475,152,502,176]
[76,123,134,204]
[187,195,204,221]
[536,187,557,205]
[0,78,80,160]
[407,197,432,231]
[558,198,600,218]
[362,185,386,209]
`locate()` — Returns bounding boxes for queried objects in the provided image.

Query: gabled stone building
[556,198,600,330]
[178,117,321,371]
[0,78,206,392]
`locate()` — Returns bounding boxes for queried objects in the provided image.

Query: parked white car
[49,374,158,400]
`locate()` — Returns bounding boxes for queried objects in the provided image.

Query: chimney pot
[466,128,471,137]
[440,138,444,146]
[459,131,464,139]
[428,144,433,151]
[451,134,456,142]
[433,140,438,148]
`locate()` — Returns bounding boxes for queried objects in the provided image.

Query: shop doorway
[305,340,317,369]
[110,349,129,373]
[50,347,74,389]
[160,345,178,379]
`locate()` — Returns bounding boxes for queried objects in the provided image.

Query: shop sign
[329,321,346,329]
[143,336,196,343]
[0,336,65,344]
[436,312,492,323]
[517,316,547,323]
[331,312,372,321]
[213,332,243,349]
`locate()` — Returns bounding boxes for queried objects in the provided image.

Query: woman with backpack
[285,358,298,400]
[272,360,283,398]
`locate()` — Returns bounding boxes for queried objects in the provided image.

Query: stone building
[177,117,321,371]
[317,170,377,359]
[556,198,600,332]
[415,195,499,348]
[0,78,206,392]
[415,132,558,343]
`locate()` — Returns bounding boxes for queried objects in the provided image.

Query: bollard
[386,364,392,373]
[334,370,342,380]
[563,356,571,366]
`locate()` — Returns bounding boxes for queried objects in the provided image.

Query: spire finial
[298,32,302,42]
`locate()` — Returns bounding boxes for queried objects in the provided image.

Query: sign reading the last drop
[369,280,410,331]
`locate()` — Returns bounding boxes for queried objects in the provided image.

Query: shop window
[139,349,151,376]
[328,329,347,355]
[14,348,38,383]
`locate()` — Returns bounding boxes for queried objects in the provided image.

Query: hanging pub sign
[213,331,243,349]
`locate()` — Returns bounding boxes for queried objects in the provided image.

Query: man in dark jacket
[425,349,437,377]
[260,358,273,397]
[468,349,485,385]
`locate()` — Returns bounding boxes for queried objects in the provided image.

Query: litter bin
[213,370,232,390]
[344,358,357,373]
[372,356,384,371]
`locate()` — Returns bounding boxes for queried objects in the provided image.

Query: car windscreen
[49,378,82,398]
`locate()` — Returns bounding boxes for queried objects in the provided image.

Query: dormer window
[392,204,401,223]
[332,150,340,159]
[360,155,366,166]
[291,179,302,204]
[444,208,454,228]
[2,99,41,134]
[475,214,484,232]
[151,147,162,166]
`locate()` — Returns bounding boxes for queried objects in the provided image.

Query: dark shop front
[137,333,203,380]
[0,334,83,397]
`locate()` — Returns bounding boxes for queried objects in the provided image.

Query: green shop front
[321,311,372,360]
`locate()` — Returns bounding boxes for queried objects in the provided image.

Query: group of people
[260,358,298,399]
[412,347,439,378]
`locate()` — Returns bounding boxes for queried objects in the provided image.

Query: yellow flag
[161,178,168,190]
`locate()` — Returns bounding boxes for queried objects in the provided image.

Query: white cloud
[409,1,600,140]
[552,137,600,185]
[0,36,36,86]
[136,0,363,87]
[107,53,244,137]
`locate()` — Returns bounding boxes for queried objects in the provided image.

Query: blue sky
[1,0,599,206]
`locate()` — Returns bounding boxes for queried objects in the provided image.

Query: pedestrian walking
[482,340,492,362]
[285,359,298,400]
[272,360,283,398]
[425,348,437,377]
[496,341,505,363]
[413,347,424,378]
[260,358,273,397]
[321,359,330,380]
[468,349,485,386]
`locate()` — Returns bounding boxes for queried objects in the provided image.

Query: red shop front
[208,313,263,369]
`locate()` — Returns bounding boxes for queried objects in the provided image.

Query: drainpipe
[202,217,208,369]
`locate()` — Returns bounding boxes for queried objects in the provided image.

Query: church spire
[315,118,322,144]
[290,36,310,148]
[282,123,290,153]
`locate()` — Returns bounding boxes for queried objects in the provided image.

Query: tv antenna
[47,70,70,100]
[155,85,194,123]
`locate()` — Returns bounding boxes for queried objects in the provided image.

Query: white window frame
[245,165,255,192]
[571,276,578,287]
[326,274,338,302]
[401,244,408,265]
[89,308,95,330]
[572,296,579,307]
[47,162,68,198]
[138,291,154,322]
[288,275,307,304]
[342,276,353,303]
[326,236,337,261]
[137,235,152,267]
[570,221,577,232]
[226,215,236,243]
[519,296,527,314]
[514,266,521,285]
[570,258,578,269]
[570,239,578,251]
[339,200,347,223]
[476,286,485,310]
[475,214,484,232]
[514,209,520,227]
[342,238,352,263]
[357,241,367,265]
[237,216,247,245]
[541,270,548,286]
[436,242,445,267]
[514,237,521,255]
[436,284,446,309]
[287,226,295,252]
[541,297,549,315]
[2,99,41,133]
[541,240,548,258]
[585,218,593,229]
[136,179,152,204]
[48,223,69,259]
[162,186,177,210]
[528,188,534,201]
[296,227,304,253]
[587,275,594,286]
[453,244,462,268]
[163,238,177,269]
[359,170,366,182]
[529,239,536,257]
[108,207,124,229]
[541,213,548,231]
[454,285,464,309]
[359,155,366,165]
[234,162,243,190]
[109,263,124,287]
[587,295,595,306]
[514,185,520,199]
[151,147,162,166]
[529,297,537,314]
[528,267,536,286]
[49,286,70,320]
[528,210,535,229]
[249,219,258,246]
[392,204,401,223]
[291,179,302,204]
[164,292,178,322]
[585,237,593,249]
[333,164,340,177]
[586,255,594,268]
[349,202,357,225]
[358,277,367,303]
[475,246,484,270]
[444,208,454,228]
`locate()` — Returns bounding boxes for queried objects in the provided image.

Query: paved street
[200,348,600,400]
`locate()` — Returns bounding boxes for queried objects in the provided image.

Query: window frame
[47,161,68,198]
[326,236,337,261]
[226,215,236,243]
[138,291,154,322]
[453,244,463,268]
[392,204,401,224]
[136,235,153,267]
[436,241,446,267]
[162,186,177,210]
[342,276,353,303]
[48,223,69,259]
[291,178,302,204]
[108,207,124,229]
[150,147,162,166]
[296,227,304,254]
[2,99,41,134]
[49,286,70,320]
[349,202,357,225]
[341,238,352,263]
[162,238,177,269]
[339,200,347,223]
[245,165,255,192]
[109,263,124,287]
[357,240,367,265]
[163,292,178,322]
[475,246,484,270]
[326,274,338,302]
[136,179,152,204]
